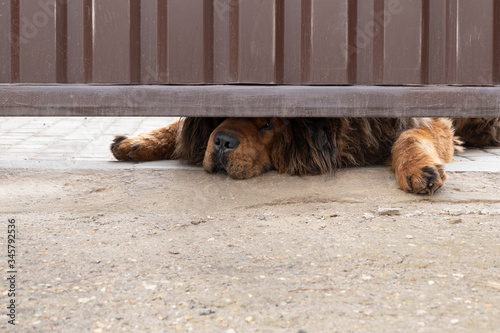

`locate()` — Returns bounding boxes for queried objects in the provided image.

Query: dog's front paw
[111,135,137,161]
[398,164,446,195]
[111,135,161,162]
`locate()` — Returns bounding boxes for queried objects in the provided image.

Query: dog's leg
[110,119,183,162]
[391,118,462,195]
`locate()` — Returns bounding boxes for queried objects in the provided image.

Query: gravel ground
[1,167,500,332]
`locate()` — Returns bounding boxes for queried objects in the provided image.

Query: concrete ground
[1,117,500,333]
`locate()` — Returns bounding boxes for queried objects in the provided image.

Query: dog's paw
[111,134,166,162]
[110,135,136,161]
[399,164,446,195]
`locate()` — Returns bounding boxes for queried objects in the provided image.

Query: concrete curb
[1,159,499,173]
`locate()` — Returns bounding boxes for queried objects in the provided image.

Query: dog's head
[202,118,284,179]
[189,117,338,179]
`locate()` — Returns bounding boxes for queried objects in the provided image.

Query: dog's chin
[204,152,228,175]
[214,164,228,175]
[203,151,270,179]
[204,158,252,179]
[225,162,268,180]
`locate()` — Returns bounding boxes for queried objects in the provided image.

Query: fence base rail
[1,85,499,117]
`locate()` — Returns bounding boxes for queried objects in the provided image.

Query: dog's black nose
[213,132,239,153]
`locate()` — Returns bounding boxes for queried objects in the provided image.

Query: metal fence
[1,0,500,116]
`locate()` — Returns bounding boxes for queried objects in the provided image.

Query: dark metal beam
[1,85,500,117]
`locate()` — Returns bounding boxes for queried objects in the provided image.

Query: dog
[111,117,500,195]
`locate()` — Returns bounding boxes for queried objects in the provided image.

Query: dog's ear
[174,117,225,164]
[271,119,338,175]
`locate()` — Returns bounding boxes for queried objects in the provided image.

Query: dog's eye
[260,122,274,131]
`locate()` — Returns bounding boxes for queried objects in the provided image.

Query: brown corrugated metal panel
[303,0,350,84]
[140,0,159,84]
[455,0,494,84]
[237,0,282,83]
[0,0,499,85]
[381,0,423,84]
[92,0,133,83]
[495,0,500,84]
[67,0,84,83]
[283,0,301,84]
[0,0,12,83]
[167,0,209,83]
[427,0,446,84]
[17,0,53,82]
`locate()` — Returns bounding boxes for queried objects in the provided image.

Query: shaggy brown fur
[453,118,500,147]
[111,117,500,195]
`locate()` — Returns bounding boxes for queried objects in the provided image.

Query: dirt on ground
[1,166,500,332]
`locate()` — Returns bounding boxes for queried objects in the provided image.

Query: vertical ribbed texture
[130,0,141,83]
[300,0,311,83]
[372,0,384,84]
[10,0,20,83]
[2,0,499,85]
[56,0,68,83]
[157,0,168,83]
[445,0,457,84]
[493,0,500,84]
[347,0,357,84]
[274,0,285,84]
[228,0,239,82]
[83,0,93,83]
[203,0,214,83]
[420,0,430,84]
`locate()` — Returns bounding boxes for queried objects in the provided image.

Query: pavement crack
[241,197,364,209]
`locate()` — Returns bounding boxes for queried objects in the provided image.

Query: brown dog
[111,117,500,195]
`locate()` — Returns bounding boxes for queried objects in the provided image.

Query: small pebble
[406,235,414,239]
[226,329,236,333]
[78,297,92,303]
[245,316,253,323]
[363,213,375,220]
[169,250,179,255]
[298,329,308,333]
[450,218,462,224]
[450,319,459,324]
[199,309,216,316]
[416,310,427,316]
[378,207,402,216]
